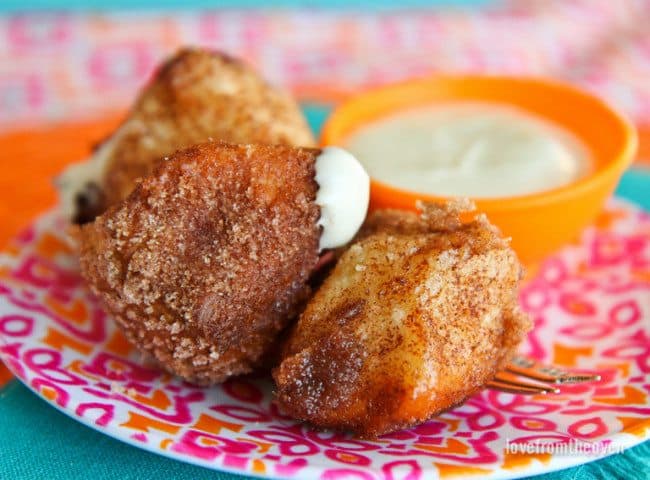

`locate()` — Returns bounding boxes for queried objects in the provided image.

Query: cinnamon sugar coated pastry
[57,47,315,224]
[273,200,532,437]
[78,142,324,385]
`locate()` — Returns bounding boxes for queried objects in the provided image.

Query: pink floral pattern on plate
[0,199,649,480]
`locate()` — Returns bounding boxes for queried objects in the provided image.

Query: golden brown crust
[79,142,321,385]
[274,200,532,437]
[356,199,480,238]
[73,48,315,222]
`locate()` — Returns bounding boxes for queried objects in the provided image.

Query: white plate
[1,200,649,479]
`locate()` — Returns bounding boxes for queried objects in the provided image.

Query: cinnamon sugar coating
[274,200,532,437]
[78,142,321,385]
[72,48,315,223]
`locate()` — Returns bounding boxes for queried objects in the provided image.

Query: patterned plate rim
[1,203,649,480]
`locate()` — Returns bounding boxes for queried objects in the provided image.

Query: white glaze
[314,147,370,250]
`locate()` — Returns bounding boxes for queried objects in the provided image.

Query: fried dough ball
[274,200,532,437]
[58,47,315,224]
[78,142,322,385]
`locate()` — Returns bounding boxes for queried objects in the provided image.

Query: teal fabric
[0,382,243,480]
[1,103,649,479]
[617,168,650,211]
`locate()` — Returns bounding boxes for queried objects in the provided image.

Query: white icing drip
[315,147,370,250]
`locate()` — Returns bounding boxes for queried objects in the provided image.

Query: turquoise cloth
[1,104,649,479]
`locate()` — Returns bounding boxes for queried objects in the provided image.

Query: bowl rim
[320,74,639,212]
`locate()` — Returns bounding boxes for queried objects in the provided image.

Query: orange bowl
[321,76,638,262]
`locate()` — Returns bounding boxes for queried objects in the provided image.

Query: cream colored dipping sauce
[343,103,591,198]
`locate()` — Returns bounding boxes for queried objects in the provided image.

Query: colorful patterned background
[1,0,650,133]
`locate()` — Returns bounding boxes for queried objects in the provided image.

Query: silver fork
[487,355,601,395]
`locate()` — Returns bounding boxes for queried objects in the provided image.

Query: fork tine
[487,379,554,395]
[506,355,601,384]
[553,374,602,384]
[493,372,560,394]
